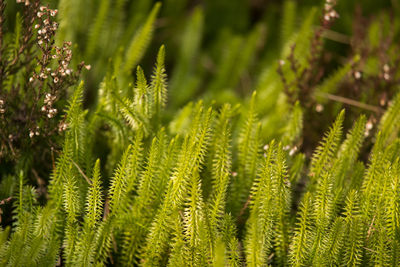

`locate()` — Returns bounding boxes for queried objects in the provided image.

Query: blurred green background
[4,0,398,110]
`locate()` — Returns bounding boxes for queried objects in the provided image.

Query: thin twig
[237,195,251,224]
[103,198,110,220]
[72,160,92,185]
[321,28,351,44]
[366,215,376,240]
[363,247,377,254]
[316,92,384,113]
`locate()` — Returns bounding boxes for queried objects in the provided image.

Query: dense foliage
[1,0,400,266]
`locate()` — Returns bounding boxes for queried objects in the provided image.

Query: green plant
[1,0,400,266]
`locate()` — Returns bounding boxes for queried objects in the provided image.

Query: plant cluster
[0,0,87,186]
[0,0,400,266]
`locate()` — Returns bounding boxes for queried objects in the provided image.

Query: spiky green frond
[169,104,213,206]
[141,104,213,265]
[308,171,334,264]
[93,218,114,265]
[182,168,210,266]
[167,215,187,267]
[134,130,166,211]
[314,55,360,101]
[385,159,400,240]
[314,217,345,266]
[116,93,150,135]
[134,66,151,117]
[62,165,80,224]
[84,0,111,59]
[281,7,317,63]
[288,153,305,184]
[74,159,106,266]
[65,81,88,167]
[314,172,334,230]
[231,91,261,215]
[309,110,344,185]
[85,159,103,230]
[107,143,132,214]
[169,7,204,107]
[245,141,275,267]
[221,214,241,267]
[108,135,143,217]
[281,101,303,146]
[48,136,74,209]
[73,229,96,266]
[272,143,291,265]
[361,133,388,217]
[238,92,260,180]
[123,2,161,74]
[65,80,84,124]
[208,104,233,232]
[150,45,168,121]
[378,90,400,145]
[281,0,297,45]
[342,191,364,267]
[120,129,168,264]
[63,223,79,266]
[331,115,366,203]
[289,192,313,267]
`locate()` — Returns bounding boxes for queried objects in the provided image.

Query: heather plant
[1,0,400,266]
[0,0,88,202]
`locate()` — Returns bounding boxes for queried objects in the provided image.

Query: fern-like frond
[182,168,210,266]
[93,217,113,265]
[281,0,297,45]
[109,131,143,216]
[272,143,291,265]
[113,92,150,135]
[288,153,305,184]
[63,223,79,265]
[84,159,103,230]
[314,217,345,266]
[48,135,74,209]
[134,66,151,117]
[245,141,275,267]
[72,229,96,266]
[123,2,161,74]
[309,171,334,263]
[141,104,213,265]
[221,214,241,267]
[314,55,360,101]
[231,92,261,215]
[281,7,317,64]
[361,133,388,217]
[331,115,366,199]
[62,165,80,224]
[281,101,303,146]
[382,158,400,265]
[385,158,400,236]
[169,104,213,205]
[120,129,168,263]
[150,45,168,122]
[208,104,233,233]
[342,190,364,266]
[84,0,111,59]
[167,214,187,266]
[309,110,344,185]
[108,145,133,215]
[289,192,313,267]
[169,7,204,107]
[378,90,400,145]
